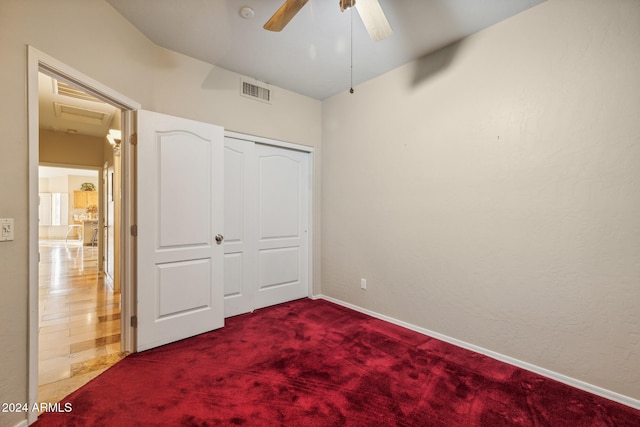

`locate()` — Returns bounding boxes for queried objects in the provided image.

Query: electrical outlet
[361,278,367,290]
[0,218,14,242]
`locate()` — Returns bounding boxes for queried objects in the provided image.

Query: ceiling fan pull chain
[350,6,354,94]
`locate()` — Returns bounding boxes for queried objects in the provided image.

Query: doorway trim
[27,46,141,424]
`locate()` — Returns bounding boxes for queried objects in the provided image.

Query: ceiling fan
[264,0,393,42]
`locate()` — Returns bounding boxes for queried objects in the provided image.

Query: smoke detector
[239,7,255,19]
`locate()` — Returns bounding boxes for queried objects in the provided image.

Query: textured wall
[322,0,640,401]
[0,1,320,426]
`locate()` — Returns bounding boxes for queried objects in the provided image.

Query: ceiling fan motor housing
[340,0,356,12]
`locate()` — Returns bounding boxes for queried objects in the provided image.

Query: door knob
[215,234,224,244]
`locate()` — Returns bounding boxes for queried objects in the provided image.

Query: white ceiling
[105,0,545,100]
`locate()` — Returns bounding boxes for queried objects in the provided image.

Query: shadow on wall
[201,66,237,91]
[411,40,462,88]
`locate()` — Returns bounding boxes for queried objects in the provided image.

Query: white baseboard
[13,420,29,427]
[313,294,640,411]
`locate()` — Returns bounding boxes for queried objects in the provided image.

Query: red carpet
[36,298,639,426]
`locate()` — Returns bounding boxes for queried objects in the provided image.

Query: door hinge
[130,133,138,146]
[130,224,138,237]
[130,316,138,328]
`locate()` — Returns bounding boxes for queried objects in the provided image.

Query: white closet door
[254,143,309,308]
[223,137,258,317]
[223,137,310,317]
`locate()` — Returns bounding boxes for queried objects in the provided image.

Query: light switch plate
[0,218,14,241]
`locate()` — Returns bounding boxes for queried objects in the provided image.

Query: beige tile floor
[38,239,125,403]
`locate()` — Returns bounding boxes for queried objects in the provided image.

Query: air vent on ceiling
[240,78,271,104]
[53,80,103,103]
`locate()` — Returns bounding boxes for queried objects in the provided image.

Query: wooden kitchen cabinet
[74,190,98,209]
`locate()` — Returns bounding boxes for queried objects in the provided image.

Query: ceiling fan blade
[355,0,393,42]
[264,0,309,32]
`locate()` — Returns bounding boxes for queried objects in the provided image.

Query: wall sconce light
[107,129,122,155]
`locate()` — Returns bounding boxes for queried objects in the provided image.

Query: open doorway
[36,164,123,403]
[28,47,140,420]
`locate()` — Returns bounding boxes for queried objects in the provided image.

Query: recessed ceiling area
[39,72,120,138]
[105,0,546,100]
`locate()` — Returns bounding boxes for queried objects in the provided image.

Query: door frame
[224,131,315,302]
[103,161,118,289]
[27,46,141,424]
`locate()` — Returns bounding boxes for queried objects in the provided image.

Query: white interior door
[137,110,224,351]
[223,137,257,316]
[255,143,309,308]
[224,137,310,317]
